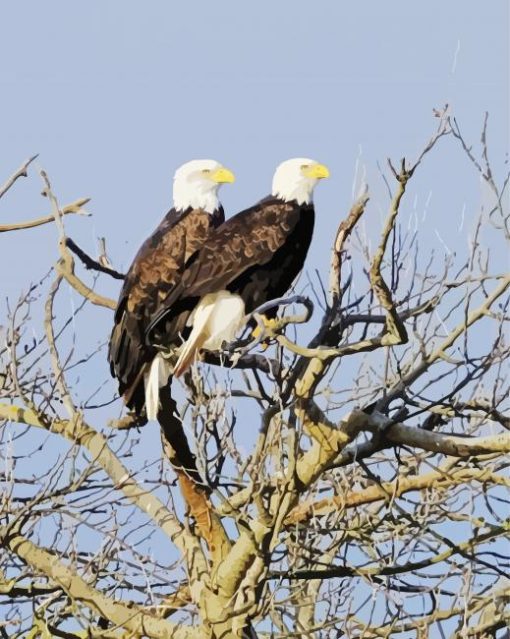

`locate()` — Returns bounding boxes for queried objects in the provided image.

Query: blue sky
[1,1,507,299]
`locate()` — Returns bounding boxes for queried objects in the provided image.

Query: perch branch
[158,390,231,566]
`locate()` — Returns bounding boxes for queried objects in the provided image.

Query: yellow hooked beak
[302,163,330,180]
[211,166,236,184]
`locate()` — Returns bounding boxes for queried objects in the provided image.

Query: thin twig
[0,154,38,199]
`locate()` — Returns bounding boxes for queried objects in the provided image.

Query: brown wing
[108,206,224,410]
[146,197,314,336]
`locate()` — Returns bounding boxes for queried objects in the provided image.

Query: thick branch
[296,407,371,486]
[1,527,194,639]
[383,420,510,456]
[286,465,509,524]
[0,403,208,584]
[158,390,231,566]
[0,578,60,598]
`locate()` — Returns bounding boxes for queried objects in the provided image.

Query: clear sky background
[1,1,508,297]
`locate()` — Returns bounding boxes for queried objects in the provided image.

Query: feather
[174,291,245,377]
[144,354,171,421]
[107,205,224,414]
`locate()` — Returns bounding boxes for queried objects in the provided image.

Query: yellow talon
[251,315,279,349]
[263,317,280,332]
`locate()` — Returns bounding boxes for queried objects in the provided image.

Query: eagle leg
[251,314,280,351]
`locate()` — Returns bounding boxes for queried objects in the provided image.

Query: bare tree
[1,109,508,638]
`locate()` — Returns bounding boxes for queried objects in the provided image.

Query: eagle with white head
[147,157,330,396]
[108,159,235,418]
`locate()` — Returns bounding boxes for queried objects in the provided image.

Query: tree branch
[271,525,507,581]
[0,154,38,199]
[285,464,509,524]
[0,403,208,585]
[39,169,117,310]
[65,237,126,280]
[0,198,90,233]
[329,188,369,304]
[0,526,195,639]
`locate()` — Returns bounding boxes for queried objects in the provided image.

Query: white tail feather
[173,302,214,377]
[174,291,245,377]
[144,354,171,421]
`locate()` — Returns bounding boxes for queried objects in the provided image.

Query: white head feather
[173,159,235,213]
[272,158,330,205]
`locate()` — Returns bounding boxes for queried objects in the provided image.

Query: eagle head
[272,158,330,205]
[173,159,235,213]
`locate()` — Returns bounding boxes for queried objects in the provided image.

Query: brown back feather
[108,206,224,411]
[147,197,314,336]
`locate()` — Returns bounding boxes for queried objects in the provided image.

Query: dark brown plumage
[148,196,315,358]
[108,205,224,413]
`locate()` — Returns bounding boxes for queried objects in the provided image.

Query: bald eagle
[143,158,329,415]
[108,159,235,417]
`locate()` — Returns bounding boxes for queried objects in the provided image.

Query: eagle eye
[202,168,211,174]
